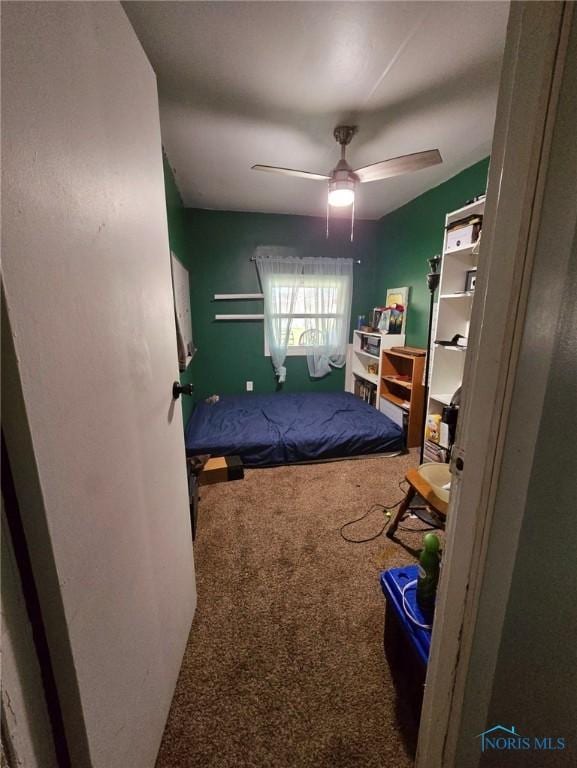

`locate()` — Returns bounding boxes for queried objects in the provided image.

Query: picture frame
[384,286,409,334]
[378,308,391,332]
[171,252,195,371]
[388,306,404,334]
[465,269,477,293]
[371,307,386,330]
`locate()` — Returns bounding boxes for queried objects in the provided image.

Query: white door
[2,4,195,768]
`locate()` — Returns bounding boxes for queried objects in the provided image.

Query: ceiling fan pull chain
[350,196,355,242]
[326,194,330,239]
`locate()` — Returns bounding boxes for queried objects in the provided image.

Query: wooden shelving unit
[379,348,426,448]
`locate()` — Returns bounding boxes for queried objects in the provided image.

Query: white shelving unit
[425,196,485,457]
[349,329,405,407]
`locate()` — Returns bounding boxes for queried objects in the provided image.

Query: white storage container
[379,397,405,428]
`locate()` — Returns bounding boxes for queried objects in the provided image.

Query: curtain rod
[249,256,361,264]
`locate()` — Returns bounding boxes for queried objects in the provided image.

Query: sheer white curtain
[302,257,353,378]
[256,250,353,382]
[255,247,302,383]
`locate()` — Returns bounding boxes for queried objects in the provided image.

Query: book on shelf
[360,335,381,356]
[354,376,377,406]
[423,440,449,464]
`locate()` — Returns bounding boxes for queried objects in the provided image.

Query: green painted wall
[185,210,379,401]
[163,155,195,424]
[375,157,490,348]
[162,155,491,418]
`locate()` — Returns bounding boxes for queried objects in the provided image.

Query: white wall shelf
[214,293,264,300]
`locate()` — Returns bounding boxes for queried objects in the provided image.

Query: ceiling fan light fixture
[328,178,355,207]
[251,124,442,240]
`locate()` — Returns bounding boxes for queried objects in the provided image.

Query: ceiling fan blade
[251,164,330,182]
[354,149,442,183]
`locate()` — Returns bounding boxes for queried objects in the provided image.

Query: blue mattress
[185,392,403,467]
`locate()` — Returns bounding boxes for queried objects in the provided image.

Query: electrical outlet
[246,381,253,392]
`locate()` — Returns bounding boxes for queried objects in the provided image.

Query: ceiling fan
[252,126,442,234]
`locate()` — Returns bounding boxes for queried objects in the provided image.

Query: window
[264,272,351,357]
[256,252,353,381]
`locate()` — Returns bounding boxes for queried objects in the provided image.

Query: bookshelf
[379,348,426,448]
[424,196,485,461]
[350,329,406,408]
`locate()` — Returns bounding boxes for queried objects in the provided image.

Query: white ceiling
[124,1,508,220]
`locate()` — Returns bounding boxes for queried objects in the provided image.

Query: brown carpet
[156,451,438,768]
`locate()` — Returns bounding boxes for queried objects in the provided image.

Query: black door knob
[173,382,194,399]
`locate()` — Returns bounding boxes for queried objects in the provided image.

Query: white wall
[2,3,195,767]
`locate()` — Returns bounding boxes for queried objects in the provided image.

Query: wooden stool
[387,467,448,538]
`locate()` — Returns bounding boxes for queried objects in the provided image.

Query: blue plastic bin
[380,565,433,730]
[379,565,432,668]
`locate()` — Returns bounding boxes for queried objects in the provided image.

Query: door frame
[1,431,65,768]
[415,2,574,766]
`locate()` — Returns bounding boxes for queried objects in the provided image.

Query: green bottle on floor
[416,533,441,621]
